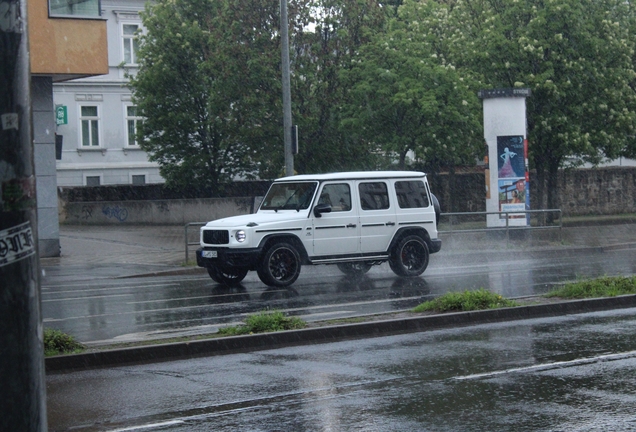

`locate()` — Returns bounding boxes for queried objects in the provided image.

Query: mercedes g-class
[196,171,441,287]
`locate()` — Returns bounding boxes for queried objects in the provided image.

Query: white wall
[53,0,162,187]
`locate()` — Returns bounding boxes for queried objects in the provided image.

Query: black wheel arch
[431,193,441,226]
[388,227,432,252]
[258,234,310,264]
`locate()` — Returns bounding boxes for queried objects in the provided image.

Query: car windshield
[260,182,318,211]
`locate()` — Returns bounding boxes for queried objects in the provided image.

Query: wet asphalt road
[46,307,636,431]
[41,248,636,345]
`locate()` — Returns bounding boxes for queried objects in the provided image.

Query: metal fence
[184,222,207,264]
[439,209,562,246]
[184,209,562,263]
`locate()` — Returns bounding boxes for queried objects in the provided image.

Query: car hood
[203,211,308,228]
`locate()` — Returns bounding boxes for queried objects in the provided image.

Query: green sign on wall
[55,105,67,126]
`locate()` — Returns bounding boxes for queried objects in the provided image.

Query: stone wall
[429,167,636,216]
[557,167,636,216]
[60,197,258,225]
[58,167,636,224]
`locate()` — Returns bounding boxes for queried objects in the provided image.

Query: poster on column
[497,136,527,223]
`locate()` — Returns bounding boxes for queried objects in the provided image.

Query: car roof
[274,171,427,182]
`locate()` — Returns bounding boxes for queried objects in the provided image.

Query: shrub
[545,276,636,299]
[218,310,306,336]
[413,289,518,313]
[44,328,85,356]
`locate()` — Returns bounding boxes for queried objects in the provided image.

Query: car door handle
[386,221,395,226]
[346,223,357,228]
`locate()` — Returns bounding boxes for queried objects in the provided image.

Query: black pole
[0,0,47,430]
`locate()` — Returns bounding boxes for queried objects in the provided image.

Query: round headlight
[235,230,246,243]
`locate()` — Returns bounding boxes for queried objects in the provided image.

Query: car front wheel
[389,235,429,277]
[257,242,301,287]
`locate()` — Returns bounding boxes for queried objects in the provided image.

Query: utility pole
[280,0,294,176]
[0,0,48,430]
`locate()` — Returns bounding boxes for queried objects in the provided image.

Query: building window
[122,24,140,65]
[125,105,142,146]
[85,176,101,186]
[49,0,100,17]
[80,105,100,147]
[131,174,146,185]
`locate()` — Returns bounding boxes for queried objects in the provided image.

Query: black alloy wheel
[389,235,429,277]
[257,242,301,287]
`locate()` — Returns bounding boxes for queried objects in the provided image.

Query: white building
[53,0,163,187]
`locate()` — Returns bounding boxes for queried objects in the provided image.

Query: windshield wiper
[277,190,299,211]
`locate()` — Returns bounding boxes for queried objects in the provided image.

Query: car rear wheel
[389,235,429,277]
[336,262,372,276]
[257,242,301,287]
[207,265,248,285]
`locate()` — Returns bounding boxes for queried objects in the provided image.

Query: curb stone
[45,294,636,373]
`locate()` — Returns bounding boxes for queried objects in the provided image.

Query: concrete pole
[280,0,294,176]
[0,0,48,430]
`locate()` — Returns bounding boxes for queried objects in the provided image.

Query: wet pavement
[41,221,636,275]
[41,248,636,347]
[43,221,636,430]
[41,224,189,274]
[46,307,636,431]
[38,221,636,348]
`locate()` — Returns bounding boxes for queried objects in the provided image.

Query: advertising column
[478,88,531,228]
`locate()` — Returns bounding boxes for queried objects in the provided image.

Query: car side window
[395,180,430,208]
[359,182,390,211]
[318,183,351,212]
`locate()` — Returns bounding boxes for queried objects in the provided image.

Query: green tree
[340,0,483,175]
[443,0,636,209]
[290,0,389,174]
[130,0,307,191]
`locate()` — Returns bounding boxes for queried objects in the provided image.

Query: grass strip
[545,275,636,299]
[218,310,306,336]
[44,328,85,357]
[413,288,519,313]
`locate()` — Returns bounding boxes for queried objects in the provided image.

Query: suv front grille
[203,230,229,245]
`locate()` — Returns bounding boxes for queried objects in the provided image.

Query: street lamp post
[280,0,294,176]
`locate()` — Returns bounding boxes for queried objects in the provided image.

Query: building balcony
[28,0,108,82]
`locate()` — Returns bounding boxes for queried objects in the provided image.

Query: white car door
[311,182,360,257]
[357,180,397,253]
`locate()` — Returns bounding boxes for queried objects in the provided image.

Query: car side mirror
[313,203,332,218]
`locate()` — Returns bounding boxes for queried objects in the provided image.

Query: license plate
[202,250,217,258]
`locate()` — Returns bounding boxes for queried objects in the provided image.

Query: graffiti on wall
[102,205,129,222]
[81,205,93,220]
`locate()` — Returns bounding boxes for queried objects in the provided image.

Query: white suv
[196,171,441,287]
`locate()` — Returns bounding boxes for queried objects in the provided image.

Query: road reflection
[261,287,299,301]
[209,285,250,303]
[41,249,636,344]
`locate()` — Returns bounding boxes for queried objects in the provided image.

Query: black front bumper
[430,238,442,253]
[196,247,262,269]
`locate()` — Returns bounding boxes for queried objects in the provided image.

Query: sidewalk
[41,218,636,271]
